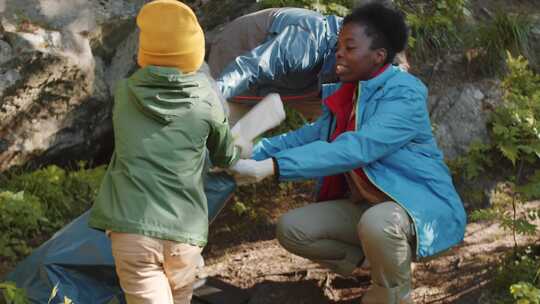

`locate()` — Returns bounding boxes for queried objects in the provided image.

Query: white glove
[231,93,286,141]
[229,159,275,185]
[233,134,253,159]
[229,93,285,160]
[231,122,253,159]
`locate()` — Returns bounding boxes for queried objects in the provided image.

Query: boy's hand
[230,159,274,185]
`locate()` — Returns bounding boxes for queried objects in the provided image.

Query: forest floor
[202,181,540,304]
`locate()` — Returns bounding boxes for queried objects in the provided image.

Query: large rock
[427,80,505,209]
[0,0,260,171]
[428,81,502,160]
[0,0,152,170]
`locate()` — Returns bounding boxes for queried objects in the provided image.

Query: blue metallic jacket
[252,66,467,258]
[217,8,342,99]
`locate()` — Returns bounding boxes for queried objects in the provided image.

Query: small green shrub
[2,164,106,230]
[0,164,106,264]
[468,54,540,245]
[511,281,540,304]
[0,281,29,304]
[396,0,470,59]
[471,182,539,237]
[0,191,44,261]
[455,53,540,303]
[449,140,493,181]
[517,170,540,201]
[4,166,68,229]
[494,53,540,169]
[468,11,532,75]
[488,247,540,303]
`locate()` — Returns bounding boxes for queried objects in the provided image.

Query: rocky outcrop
[428,80,508,209]
[0,0,261,171]
[428,81,502,160]
[0,0,151,170]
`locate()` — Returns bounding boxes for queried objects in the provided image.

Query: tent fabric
[6,172,236,304]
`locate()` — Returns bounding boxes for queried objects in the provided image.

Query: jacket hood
[126,66,211,124]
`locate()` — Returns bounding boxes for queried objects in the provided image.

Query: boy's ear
[374,48,388,65]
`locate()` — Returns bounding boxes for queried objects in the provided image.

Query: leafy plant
[469,53,540,252]
[488,247,540,303]
[517,170,540,201]
[449,140,493,181]
[0,191,44,261]
[2,163,106,231]
[494,53,540,167]
[467,11,532,75]
[0,164,105,264]
[396,0,470,59]
[0,281,29,304]
[511,281,540,304]
[471,183,539,238]
[450,52,540,304]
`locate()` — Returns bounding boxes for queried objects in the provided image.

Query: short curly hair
[342,2,408,64]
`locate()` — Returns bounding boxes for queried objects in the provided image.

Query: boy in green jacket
[88,1,240,303]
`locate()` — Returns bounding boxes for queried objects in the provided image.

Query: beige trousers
[276,200,414,303]
[110,232,203,304]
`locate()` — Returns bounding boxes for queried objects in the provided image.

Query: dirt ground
[203,183,540,304]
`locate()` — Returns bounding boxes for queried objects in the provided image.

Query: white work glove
[229,158,275,185]
[230,93,285,159]
[231,93,285,141]
[231,122,253,159]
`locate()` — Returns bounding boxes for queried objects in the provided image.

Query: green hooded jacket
[89,66,239,246]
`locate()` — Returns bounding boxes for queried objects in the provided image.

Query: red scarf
[317,64,389,202]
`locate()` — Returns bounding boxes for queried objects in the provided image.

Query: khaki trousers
[276,200,414,303]
[110,232,203,304]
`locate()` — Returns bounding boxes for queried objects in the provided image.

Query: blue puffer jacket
[252,65,467,258]
[217,8,342,99]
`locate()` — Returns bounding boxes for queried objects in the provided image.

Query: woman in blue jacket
[231,3,466,303]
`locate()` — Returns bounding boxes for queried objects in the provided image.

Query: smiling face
[335,22,387,83]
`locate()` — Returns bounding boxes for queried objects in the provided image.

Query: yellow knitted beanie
[137,0,204,73]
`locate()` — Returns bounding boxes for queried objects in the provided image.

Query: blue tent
[6,172,236,304]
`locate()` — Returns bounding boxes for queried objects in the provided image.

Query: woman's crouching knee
[276,212,303,253]
[357,202,410,245]
[357,207,388,245]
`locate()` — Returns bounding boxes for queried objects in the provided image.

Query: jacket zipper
[354,83,420,257]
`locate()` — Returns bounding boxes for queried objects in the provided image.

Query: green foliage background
[0,164,105,263]
[450,54,540,302]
